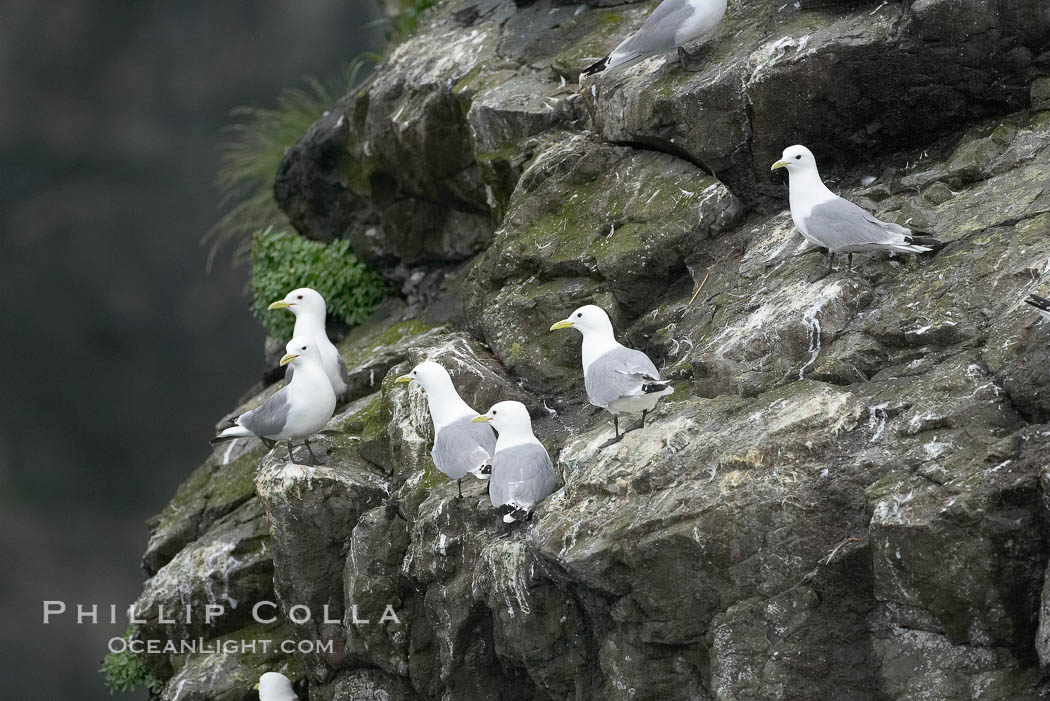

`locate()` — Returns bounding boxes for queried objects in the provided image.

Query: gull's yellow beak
[394,374,414,384]
[471,415,492,423]
[770,160,789,171]
[267,300,293,310]
[549,319,574,331]
[279,353,299,366]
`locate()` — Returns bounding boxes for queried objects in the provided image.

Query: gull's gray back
[490,443,556,509]
[586,346,661,408]
[240,388,291,438]
[613,0,694,62]
[804,198,911,252]
[432,416,496,480]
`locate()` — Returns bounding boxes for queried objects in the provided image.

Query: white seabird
[268,287,349,397]
[395,361,496,498]
[550,305,673,447]
[212,337,336,464]
[472,401,557,523]
[771,145,943,280]
[258,671,298,701]
[1026,294,1050,321]
[581,0,727,77]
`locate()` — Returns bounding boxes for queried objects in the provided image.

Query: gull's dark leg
[457,478,463,499]
[261,438,276,450]
[304,439,321,465]
[642,409,648,428]
[677,45,703,72]
[847,253,854,271]
[827,250,835,273]
[600,415,625,449]
[286,442,295,462]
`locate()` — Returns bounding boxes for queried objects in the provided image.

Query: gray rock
[134,499,273,645]
[255,454,388,680]
[134,3,1050,699]
[583,0,1049,205]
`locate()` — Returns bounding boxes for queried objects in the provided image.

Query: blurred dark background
[0,2,381,698]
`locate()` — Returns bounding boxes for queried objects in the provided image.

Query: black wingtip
[641,381,671,395]
[209,434,238,446]
[907,234,945,252]
[1025,294,1050,312]
[581,56,609,76]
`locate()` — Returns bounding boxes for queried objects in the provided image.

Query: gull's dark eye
[297,295,303,300]
[301,346,307,350]
[795,155,802,160]
[492,410,497,415]
[577,312,582,318]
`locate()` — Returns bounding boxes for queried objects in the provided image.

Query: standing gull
[772,145,942,281]
[258,672,298,700]
[472,402,557,523]
[395,361,496,498]
[211,337,336,464]
[1026,294,1050,321]
[581,0,727,77]
[268,288,349,397]
[551,305,673,448]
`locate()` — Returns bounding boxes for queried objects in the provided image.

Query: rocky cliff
[130,0,1050,699]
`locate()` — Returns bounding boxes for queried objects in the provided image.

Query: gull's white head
[268,287,327,319]
[471,400,533,435]
[257,671,297,700]
[770,145,818,175]
[549,304,615,337]
[393,360,454,394]
[279,336,323,367]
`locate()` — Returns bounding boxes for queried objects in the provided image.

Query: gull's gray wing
[611,0,694,64]
[803,197,914,252]
[239,388,291,438]
[284,364,294,384]
[432,416,496,480]
[585,346,661,408]
[489,443,557,510]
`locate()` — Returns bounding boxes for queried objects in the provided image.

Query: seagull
[395,361,495,498]
[1026,294,1050,321]
[211,337,336,464]
[268,288,349,397]
[581,0,727,77]
[550,305,673,448]
[771,145,943,281]
[472,402,557,523]
[258,672,298,701]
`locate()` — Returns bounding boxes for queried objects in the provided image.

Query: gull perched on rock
[472,402,556,523]
[211,337,336,464]
[268,288,348,397]
[551,305,673,448]
[258,672,297,700]
[581,0,727,77]
[395,361,495,498]
[772,145,942,281]
[1026,294,1050,321]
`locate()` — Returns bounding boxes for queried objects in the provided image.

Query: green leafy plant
[250,227,388,339]
[204,56,377,269]
[372,0,439,44]
[99,628,164,696]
